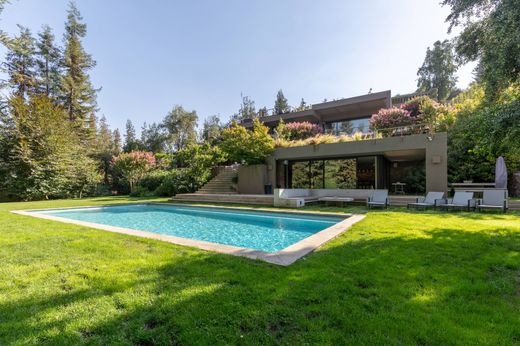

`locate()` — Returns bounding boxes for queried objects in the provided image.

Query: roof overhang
[242,90,391,128]
[312,90,391,123]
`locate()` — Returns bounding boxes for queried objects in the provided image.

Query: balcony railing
[324,123,430,139]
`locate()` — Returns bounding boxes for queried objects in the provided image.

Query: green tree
[220,119,274,164]
[112,151,156,192]
[238,93,256,120]
[201,115,222,144]
[296,98,309,111]
[273,89,289,115]
[123,119,143,152]
[35,25,62,98]
[112,128,122,155]
[60,1,97,122]
[258,106,269,118]
[2,25,36,99]
[174,143,226,191]
[0,95,99,200]
[442,0,520,98]
[417,40,458,101]
[141,122,167,153]
[92,115,118,185]
[161,105,198,151]
[448,84,520,183]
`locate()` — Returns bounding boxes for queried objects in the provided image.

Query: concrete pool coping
[11,203,365,266]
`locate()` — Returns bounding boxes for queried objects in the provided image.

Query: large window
[324,159,357,188]
[290,157,375,189]
[327,118,371,135]
[291,161,324,188]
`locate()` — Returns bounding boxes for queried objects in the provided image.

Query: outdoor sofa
[274,188,387,208]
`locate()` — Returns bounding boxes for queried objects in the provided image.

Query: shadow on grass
[2,222,519,345]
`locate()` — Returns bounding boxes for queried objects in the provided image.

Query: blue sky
[1,0,475,133]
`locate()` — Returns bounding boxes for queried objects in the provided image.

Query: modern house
[242,90,447,194]
[173,90,448,205]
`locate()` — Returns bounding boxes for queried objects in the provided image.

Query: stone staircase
[195,166,238,194]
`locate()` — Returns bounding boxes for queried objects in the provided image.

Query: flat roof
[243,90,391,128]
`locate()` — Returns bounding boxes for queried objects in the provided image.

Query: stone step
[172,193,273,205]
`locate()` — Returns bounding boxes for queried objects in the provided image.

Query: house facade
[241,90,448,195]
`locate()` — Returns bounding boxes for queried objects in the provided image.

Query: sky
[1,0,476,134]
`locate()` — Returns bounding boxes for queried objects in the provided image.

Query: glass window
[324,159,357,188]
[327,118,371,135]
[290,160,324,188]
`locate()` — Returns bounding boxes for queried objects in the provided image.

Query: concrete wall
[267,133,448,193]
[424,133,448,193]
[237,164,268,194]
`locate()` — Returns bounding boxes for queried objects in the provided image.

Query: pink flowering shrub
[369,107,414,134]
[112,151,156,191]
[401,96,438,118]
[280,121,322,140]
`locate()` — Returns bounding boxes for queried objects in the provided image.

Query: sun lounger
[476,189,508,212]
[367,190,389,209]
[407,192,445,209]
[437,191,475,211]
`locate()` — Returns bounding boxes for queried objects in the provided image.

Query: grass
[1,196,520,345]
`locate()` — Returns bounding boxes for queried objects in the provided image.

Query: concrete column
[425,132,448,193]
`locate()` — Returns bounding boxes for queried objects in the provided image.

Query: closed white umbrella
[495,156,508,189]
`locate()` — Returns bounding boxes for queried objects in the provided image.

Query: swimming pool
[15,204,362,265]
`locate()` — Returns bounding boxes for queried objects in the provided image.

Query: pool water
[35,204,344,252]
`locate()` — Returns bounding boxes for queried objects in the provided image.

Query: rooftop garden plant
[275,120,322,140]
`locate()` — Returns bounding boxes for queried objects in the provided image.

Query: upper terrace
[240,90,431,135]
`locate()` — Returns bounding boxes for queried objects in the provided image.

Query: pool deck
[11,203,365,266]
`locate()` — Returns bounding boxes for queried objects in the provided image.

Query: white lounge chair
[476,189,508,213]
[407,192,445,209]
[438,191,475,211]
[367,190,389,209]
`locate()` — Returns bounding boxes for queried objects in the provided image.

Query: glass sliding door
[290,160,324,188]
[324,159,357,188]
[356,156,376,189]
[289,156,376,189]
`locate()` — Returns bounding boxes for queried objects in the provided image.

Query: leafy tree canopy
[220,119,274,165]
[442,0,520,98]
[417,40,458,101]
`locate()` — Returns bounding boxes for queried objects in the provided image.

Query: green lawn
[1,197,520,345]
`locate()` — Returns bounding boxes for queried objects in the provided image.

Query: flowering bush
[369,107,414,133]
[277,121,322,140]
[400,96,433,117]
[112,151,156,191]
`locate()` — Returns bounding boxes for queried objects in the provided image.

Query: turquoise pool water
[35,204,344,252]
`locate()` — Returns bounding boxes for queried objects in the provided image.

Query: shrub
[278,121,322,140]
[220,119,274,164]
[401,96,433,117]
[154,169,192,196]
[111,151,156,192]
[139,170,170,192]
[129,185,156,197]
[369,107,414,133]
[274,132,376,148]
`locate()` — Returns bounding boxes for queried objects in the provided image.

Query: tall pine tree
[35,25,61,97]
[2,25,36,99]
[273,89,289,115]
[60,1,97,123]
